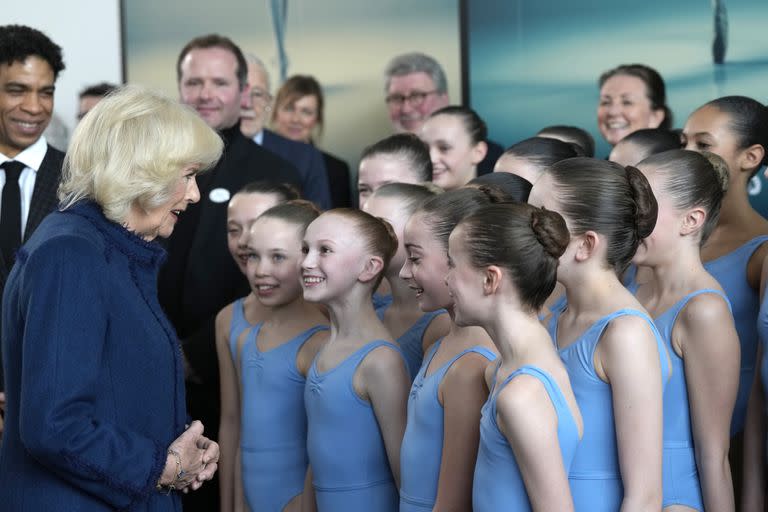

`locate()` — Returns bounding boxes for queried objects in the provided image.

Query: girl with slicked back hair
[222,201,329,512]
[446,202,583,510]
[683,97,768,446]
[397,187,501,510]
[528,157,670,512]
[633,149,738,511]
[301,209,409,512]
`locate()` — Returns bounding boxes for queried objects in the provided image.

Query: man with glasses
[383,52,503,174]
[240,54,332,208]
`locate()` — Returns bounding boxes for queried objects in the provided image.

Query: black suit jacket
[1,144,64,391]
[320,150,352,208]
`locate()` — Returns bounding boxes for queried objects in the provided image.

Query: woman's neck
[263,293,314,326]
[484,303,547,363]
[326,288,384,341]
[562,266,625,315]
[645,242,704,298]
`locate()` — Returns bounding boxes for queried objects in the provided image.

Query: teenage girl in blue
[529,157,670,512]
[302,209,410,512]
[682,97,768,438]
[398,188,499,510]
[363,183,450,379]
[742,321,766,511]
[222,201,330,512]
[446,202,582,511]
[216,182,301,512]
[633,150,738,511]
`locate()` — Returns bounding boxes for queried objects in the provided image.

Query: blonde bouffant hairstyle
[58,85,223,223]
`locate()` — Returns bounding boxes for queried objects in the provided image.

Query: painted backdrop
[123,0,461,186]
[466,0,768,214]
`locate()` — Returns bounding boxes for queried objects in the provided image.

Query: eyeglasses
[250,88,272,103]
[385,90,438,108]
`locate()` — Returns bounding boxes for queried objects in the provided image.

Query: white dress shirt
[0,136,48,239]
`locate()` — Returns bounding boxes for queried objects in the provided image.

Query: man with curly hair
[0,24,65,432]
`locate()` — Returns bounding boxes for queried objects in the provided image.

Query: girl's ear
[484,265,503,295]
[680,207,706,237]
[471,140,488,165]
[359,255,385,284]
[574,231,599,262]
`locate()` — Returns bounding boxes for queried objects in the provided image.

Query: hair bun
[476,184,512,204]
[530,208,570,258]
[625,165,658,239]
[700,151,730,195]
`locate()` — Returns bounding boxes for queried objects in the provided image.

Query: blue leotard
[227,296,256,360]
[547,308,669,512]
[305,340,405,511]
[654,290,729,510]
[238,322,328,512]
[373,292,393,311]
[473,365,581,512]
[704,235,768,434]
[376,303,446,379]
[399,341,496,511]
[757,289,768,461]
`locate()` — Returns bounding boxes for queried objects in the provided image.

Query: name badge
[209,188,231,203]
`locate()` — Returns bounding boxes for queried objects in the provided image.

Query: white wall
[4,0,123,147]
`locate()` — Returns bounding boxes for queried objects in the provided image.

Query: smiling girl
[398,188,499,511]
[362,183,450,379]
[301,209,410,511]
[419,106,488,191]
[220,201,329,512]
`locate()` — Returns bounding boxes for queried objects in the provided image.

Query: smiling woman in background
[272,75,351,208]
[0,85,223,511]
[597,64,672,147]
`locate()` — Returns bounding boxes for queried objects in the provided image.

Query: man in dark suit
[0,25,65,411]
[240,53,335,209]
[158,34,302,512]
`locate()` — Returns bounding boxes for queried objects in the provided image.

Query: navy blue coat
[261,129,333,209]
[0,201,186,511]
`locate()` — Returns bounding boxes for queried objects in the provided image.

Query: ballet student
[682,96,768,438]
[217,182,301,511]
[419,106,489,190]
[633,150,738,511]
[301,209,410,511]
[219,201,329,512]
[446,202,583,511]
[528,157,670,512]
[743,299,767,511]
[362,183,450,379]
[493,136,579,185]
[398,188,499,510]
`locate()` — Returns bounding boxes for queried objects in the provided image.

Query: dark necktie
[1,160,25,266]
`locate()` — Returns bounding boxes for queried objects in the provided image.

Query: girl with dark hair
[420,106,489,190]
[528,157,670,512]
[597,63,672,146]
[301,209,410,511]
[493,136,580,185]
[609,128,682,167]
[633,150,738,511]
[357,133,432,209]
[217,182,303,511]
[467,172,532,203]
[398,188,499,510]
[222,201,329,512]
[682,96,768,439]
[446,202,582,510]
[363,183,450,379]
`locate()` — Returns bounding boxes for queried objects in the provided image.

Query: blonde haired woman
[0,86,223,511]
